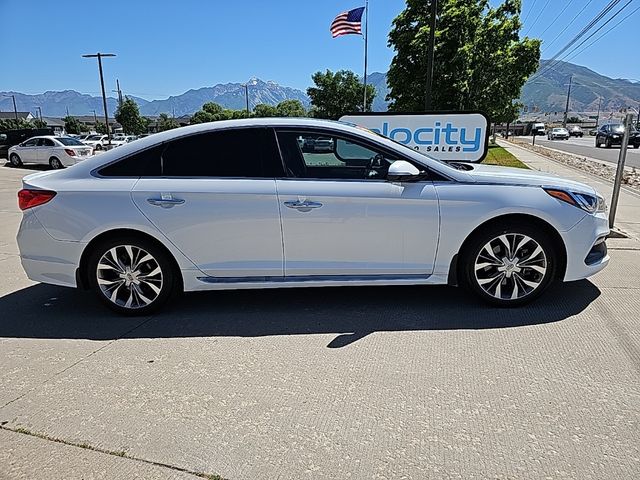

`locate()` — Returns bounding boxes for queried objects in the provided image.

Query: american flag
[330,6,365,38]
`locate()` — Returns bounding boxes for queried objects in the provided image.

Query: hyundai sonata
[16,118,609,314]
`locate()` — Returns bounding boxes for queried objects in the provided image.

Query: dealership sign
[340,112,490,163]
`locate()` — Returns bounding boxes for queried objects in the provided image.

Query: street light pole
[424,0,438,111]
[563,74,572,128]
[244,83,249,113]
[82,53,116,146]
[595,96,602,129]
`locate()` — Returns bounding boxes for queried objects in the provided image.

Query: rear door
[36,138,56,163]
[130,127,286,278]
[274,128,440,277]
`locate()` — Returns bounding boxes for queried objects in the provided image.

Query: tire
[49,157,64,169]
[595,139,600,148]
[87,236,177,315]
[95,144,103,151]
[9,153,22,167]
[459,221,557,307]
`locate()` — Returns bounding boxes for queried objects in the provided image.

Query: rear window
[56,137,84,146]
[98,146,163,177]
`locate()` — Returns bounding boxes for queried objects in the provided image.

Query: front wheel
[460,223,557,306]
[87,237,177,315]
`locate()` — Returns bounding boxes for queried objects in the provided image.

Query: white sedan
[8,136,93,169]
[16,118,609,314]
[82,134,109,150]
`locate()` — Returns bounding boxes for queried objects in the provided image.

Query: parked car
[589,128,598,136]
[8,136,93,169]
[82,134,109,150]
[0,128,54,159]
[595,124,640,148]
[16,118,609,314]
[568,126,584,137]
[547,128,569,140]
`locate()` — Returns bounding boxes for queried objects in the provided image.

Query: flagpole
[362,0,369,112]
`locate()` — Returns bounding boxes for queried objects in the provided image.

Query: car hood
[463,163,597,194]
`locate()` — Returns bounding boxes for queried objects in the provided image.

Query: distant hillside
[520,60,640,112]
[0,78,310,117]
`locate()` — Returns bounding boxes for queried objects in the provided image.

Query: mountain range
[1,61,637,118]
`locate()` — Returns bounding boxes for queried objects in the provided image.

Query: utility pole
[563,74,572,128]
[82,53,116,146]
[36,106,42,120]
[116,79,123,106]
[595,96,602,129]
[92,109,98,125]
[424,0,438,111]
[2,94,19,121]
[244,83,249,113]
[66,106,70,117]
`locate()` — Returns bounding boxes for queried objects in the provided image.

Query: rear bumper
[561,212,610,282]
[17,210,84,288]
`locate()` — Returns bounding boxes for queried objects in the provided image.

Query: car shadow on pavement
[0,281,601,348]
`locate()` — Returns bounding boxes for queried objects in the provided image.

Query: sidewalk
[498,139,640,242]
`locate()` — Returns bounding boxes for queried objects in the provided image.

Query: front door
[274,129,440,277]
[19,138,39,162]
[131,127,286,278]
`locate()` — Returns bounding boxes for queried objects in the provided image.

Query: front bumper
[561,212,610,282]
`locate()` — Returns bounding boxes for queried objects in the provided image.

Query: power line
[529,0,622,82]
[557,0,634,61]
[542,0,596,52]
[537,0,575,37]
[538,0,633,78]
[564,3,640,63]
[523,0,552,36]
[521,0,537,25]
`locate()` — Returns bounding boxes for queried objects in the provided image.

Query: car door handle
[147,197,185,208]
[284,200,323,211]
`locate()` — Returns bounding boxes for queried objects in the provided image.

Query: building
[0,111,34,122]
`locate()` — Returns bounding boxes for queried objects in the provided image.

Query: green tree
[157,113,179,131]
[95,121,108,134]
[114,97,146,134]
[0,118,33,130]
[275,99,306,117]
[33,118,47,129]
[190,102,229,124]
[307,70,376,119]
[253,104,277,117]
[387,0,540,122]
[63,115,83,134]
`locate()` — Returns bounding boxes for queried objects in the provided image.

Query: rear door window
[161,127,283,177]
[98,146,163,177]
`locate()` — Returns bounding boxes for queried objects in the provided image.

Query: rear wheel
[87,236,176,315]
[9,153,22,166]
[49,157,64,169]
[460,222,557,306]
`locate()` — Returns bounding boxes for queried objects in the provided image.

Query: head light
[544,188,606,214]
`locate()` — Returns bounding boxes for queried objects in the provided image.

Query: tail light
[18,189,56,210]
[64,149,76,156]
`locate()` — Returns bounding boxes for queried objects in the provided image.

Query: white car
[82,134,109,150]
[16,118,609,314]
[8,136,93,169]
[548,128,569,140]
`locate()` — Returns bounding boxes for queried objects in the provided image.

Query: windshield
[56,137,84,146]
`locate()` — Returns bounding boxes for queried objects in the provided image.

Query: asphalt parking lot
[1,163,639,479]
[520,135,640,168]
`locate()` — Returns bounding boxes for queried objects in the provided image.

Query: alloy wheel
[96,245,163,309]
[474,233,547,301]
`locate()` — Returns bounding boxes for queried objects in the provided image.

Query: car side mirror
[387,160,423,182]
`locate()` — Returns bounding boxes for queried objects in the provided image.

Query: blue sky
[1,0,638,100]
